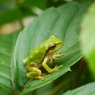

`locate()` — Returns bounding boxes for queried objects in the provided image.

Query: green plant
[0,0,95,95]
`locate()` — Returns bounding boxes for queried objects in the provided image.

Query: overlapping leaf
[0,32,19,94]
[80,3,95,78]
[63,82,95,95]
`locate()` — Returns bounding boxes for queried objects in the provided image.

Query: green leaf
[0,0,13,4]
[80,3,95,78]
[14,1,90,94]
[0,0,15,13]
[0,87,9,95]
[0,32,19,94]
[63,82,95,95]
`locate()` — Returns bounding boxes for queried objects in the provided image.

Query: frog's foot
[37,73,49,80]
[49,65,63,73]
[34,74,49,80]
[27,72,48,80]
[50,52,63,63]
[35,75,45,80]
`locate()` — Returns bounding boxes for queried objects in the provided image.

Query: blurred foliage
[80,3,95,79]
[0,0,93,26]
[0,0,95,95]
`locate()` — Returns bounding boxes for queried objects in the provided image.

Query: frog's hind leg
[27,72,40,78]
[26,66,46,80]
[26,67,41,78]
[27,72,47,80]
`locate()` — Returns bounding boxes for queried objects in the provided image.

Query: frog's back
[29,46,46,64]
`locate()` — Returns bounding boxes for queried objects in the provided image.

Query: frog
[23,35,63,80]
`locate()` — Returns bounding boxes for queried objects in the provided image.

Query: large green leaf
[14,2,90,94]
[80,3,95,78]
[63,82,95,95]
[0,32,19,94]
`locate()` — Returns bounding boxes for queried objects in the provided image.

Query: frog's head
[48,36,63,54]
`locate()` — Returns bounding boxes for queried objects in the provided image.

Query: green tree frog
[23,35,63,80]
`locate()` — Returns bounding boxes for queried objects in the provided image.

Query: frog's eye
[50,44,56,50]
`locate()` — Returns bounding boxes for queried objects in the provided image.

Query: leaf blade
[0,32,19,93]
[14,1,90,94]
[63,82,95,95]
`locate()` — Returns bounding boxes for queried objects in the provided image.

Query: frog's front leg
[50,52,63,63]
[26,66,45,80]
[42,57,63,73]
